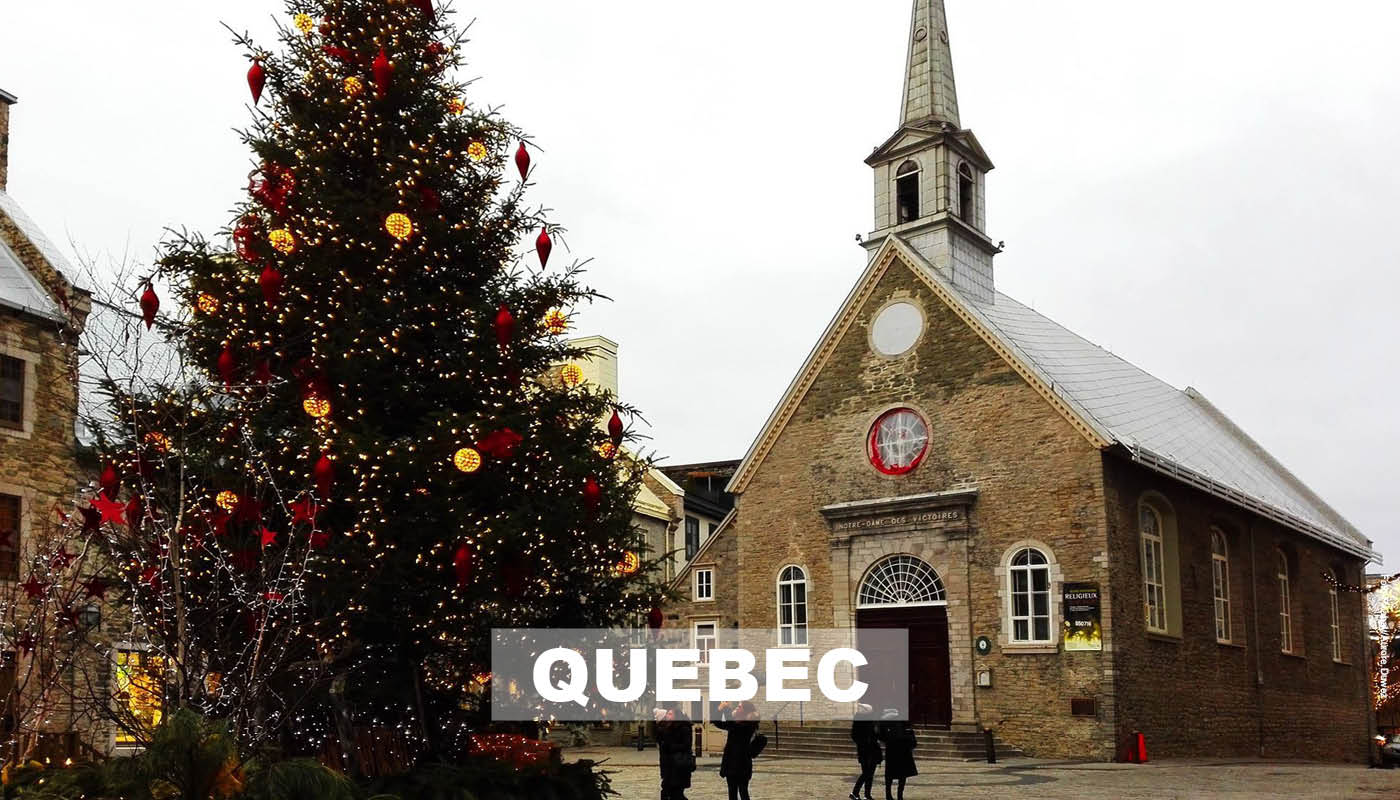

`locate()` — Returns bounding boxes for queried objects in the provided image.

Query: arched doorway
[856,555,952,727]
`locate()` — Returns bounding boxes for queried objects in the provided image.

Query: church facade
[667,1,1375,762]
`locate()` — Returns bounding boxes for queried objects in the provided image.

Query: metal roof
[0,192,71,322]
[957,281,1374,560]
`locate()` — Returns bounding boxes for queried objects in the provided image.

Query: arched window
[1008,548,1051,643]
[777,565,809,645]
[1277,550,1292,653]
[957,162,975,224]
[1210,528,1231,643]
[1329,569,1342,661]
[1140,505,1167,633]
[858,555,946,608]
[896,161,921,223]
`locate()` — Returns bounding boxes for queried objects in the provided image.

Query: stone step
[760,724,1024,762]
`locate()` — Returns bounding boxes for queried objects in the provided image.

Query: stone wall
[1104,456,1371,762]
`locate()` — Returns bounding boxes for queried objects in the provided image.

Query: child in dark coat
[849,705,882,800]
[715,701,760,800]
[876,713,917,800]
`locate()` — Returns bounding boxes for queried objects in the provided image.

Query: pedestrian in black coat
[849,707,881,800]
[876,714,917,800]
[655,705,696,800]
[715,701,760,800]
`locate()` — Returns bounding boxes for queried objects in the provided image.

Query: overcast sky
[2,1,1397,563]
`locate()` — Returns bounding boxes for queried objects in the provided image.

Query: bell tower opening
[957,161,975,226]
[896,161,921,224]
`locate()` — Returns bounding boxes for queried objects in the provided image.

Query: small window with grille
[0,355,23,429]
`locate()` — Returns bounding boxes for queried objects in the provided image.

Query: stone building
[666,1,1376,762]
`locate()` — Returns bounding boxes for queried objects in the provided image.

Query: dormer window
[895,161,920,223]
[957,162,976,224]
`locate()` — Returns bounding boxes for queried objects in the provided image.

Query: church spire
[901,0,960,128]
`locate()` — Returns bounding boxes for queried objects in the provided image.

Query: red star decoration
[91,494,126,526]
[309,530,330,549]
[82,577,107,599]
[290,496,319,525]
[259,527,278,549]
[79,504,102,534]
[140,566,161,590]
[20,575,48,599]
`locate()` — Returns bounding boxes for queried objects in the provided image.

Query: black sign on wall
[1062,582,1102,652]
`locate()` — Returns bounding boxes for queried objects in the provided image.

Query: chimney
[565,335,620,399]
[0,88,15,191]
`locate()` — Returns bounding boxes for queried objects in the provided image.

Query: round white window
[870,302,924,357]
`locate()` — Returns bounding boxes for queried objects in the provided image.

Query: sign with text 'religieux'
[1062,582,1102,652]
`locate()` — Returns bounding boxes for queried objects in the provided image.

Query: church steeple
[862,0,998,302]
[901,0,960,128]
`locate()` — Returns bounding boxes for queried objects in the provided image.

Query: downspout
[1248,521,1264,758]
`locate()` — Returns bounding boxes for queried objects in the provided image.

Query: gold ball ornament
[560,363,584,388]
[385,213,414,241]
[344,76,364,97]
[302,395,331,419]
[448,97,467,116]
[144,431,171,453]
[596,441,617,459]
[293,13,315,34]
[616,551,641,576]
[466,141,487,162]
[196,293,220,314]
[268,229,296,255]
[215,491,239,511]
[544,308,568,335]
[453,447,482,474]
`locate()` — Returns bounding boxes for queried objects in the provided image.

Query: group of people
[653,702,919,800]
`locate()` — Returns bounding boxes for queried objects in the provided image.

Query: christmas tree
[86,0,661,764]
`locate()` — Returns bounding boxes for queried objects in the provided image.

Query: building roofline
[0,88,16,105]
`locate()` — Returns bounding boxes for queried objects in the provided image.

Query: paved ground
[566,747,1400,799]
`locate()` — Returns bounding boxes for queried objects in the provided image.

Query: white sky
[2,1,1397,563]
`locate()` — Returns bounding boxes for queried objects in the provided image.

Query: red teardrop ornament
[494,304,515,349]
[259,266,284,306]
[139,284,159,330]
[583,476,602,512]
[217,346,237,387]
[412,0,434,21]
[647,606,664,631]
[254,359,273,385]
[247,62,266,104]
[313,453,335,498]
[453,542,476,587]
[100,462,119,494]
[608,410,624,447]
[373,48,392,98]
[536,228,552,268]
[515,143,530,180]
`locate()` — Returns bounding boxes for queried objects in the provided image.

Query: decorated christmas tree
[84,0,661,765]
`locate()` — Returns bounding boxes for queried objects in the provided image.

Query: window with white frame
[1140,505,1167,633]
[1277,550,1292,653]
[1211,528,1231,643]
[1329,570,1342,661]
[777,565,808,645]
[693,621,717,664]
[694,568,713,602]
[1008,547,1051,643]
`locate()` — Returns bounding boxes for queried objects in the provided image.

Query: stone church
[667,0,1375,762]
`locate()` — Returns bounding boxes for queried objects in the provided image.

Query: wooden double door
[856,605,952,727]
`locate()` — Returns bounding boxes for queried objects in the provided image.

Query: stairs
[764,723,1024,762]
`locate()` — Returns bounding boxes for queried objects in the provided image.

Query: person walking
[655,703,696,800]
[715,701,761,800]
[849,704,881,800]
[876,711,917,800]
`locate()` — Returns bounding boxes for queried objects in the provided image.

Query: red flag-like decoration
[373,48,392,98]
[259,266,284,306]
[478,428,523,459]
[247,62,266,104]
[515,143,530,179]
[494,304,515,349]
[536,228,552,268]
[139,284,159,329]
[314,453,335,498]
[453,542,476,587]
